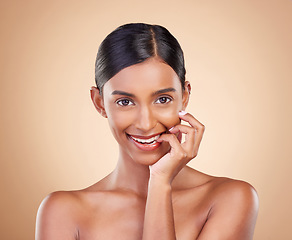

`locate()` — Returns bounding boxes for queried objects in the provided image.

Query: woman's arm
[142,176,176,240]
[142,112,205,240]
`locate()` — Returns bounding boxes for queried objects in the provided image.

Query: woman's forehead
[103,58,182,94]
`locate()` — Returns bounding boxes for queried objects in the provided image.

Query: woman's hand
[149,111,205,184]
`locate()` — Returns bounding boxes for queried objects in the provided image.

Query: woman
[35,23,259,240]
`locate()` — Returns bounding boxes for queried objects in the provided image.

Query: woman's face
[93,57,190,165]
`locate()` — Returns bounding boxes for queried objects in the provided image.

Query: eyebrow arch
[151,88,176,96]
[111,90,135,97]
[111,88,176,98]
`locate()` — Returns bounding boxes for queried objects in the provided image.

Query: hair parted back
[95,23,186,94]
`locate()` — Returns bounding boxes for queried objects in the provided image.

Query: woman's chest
[77,201,144,240]
[76,192,210,240]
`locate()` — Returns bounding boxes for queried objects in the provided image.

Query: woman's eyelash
[116,96,172,106]
[155,96,173,104]
[116,98,134,106]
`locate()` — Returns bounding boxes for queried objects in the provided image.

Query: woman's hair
[95,23,186,95]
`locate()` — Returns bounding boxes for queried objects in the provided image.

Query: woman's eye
[155,96,172,104]
[116,99,134,106]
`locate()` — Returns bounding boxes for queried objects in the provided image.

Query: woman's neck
[109,150,151,198]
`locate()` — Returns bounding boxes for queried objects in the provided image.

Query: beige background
[0,0,291,239]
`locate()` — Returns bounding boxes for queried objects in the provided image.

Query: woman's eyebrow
[151,88,176,96]
[111,90,135,97]
[111,88,176,97]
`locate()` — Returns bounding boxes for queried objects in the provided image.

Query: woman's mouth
[131,134,160,144]
[126,132,165,151]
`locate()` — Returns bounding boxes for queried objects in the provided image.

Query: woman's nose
[134,106,157,132]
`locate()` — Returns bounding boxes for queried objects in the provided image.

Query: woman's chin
[130,145,170,166]
[134,155,161,166]
[118,140,170,166]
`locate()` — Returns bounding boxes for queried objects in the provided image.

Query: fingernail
[179,110,187,116]
[169,126,174,131]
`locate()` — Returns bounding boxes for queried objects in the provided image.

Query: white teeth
[131,134,160,144]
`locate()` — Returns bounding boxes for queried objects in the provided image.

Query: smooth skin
[35,57,259,240]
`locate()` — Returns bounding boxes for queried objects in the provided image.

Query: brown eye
[116,99,134,106]
[155,96,172,104]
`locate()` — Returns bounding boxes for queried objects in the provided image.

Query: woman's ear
[182,81,191,110]
[90,86,107,118]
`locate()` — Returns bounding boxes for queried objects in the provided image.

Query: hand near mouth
[149,111,205,184]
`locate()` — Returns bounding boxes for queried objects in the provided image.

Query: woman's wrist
[149,173,173,189]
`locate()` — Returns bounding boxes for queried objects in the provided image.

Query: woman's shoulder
[36,190,84,225]
[185,167,259,222]
[36,188,111,239]
[37,178,120,217]
[208,176,259,211]
[202,172,258,204]
[37,187,106,213]
[211,176,257,196]
[178,168,259,238]
[182,166,257,195]
[39,190,82,210]
[35,191,84,239]
[178,167,259,212]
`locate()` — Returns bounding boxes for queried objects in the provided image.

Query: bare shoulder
[35,191,82,240]
[210,178,259,222]
[41,190,81,205]
[188,169,259,215]
[209,177,259,213]
[181,167,258,206]
[37,175,111,219]
[177,168,259,239]
[37,191,83,217]
[198,175,259,239]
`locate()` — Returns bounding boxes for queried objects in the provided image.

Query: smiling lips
[127,132,164,151]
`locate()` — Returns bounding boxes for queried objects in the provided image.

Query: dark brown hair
[95,23,186,94]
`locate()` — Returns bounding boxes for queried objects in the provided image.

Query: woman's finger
[177,111,205,156]
[169,124,196,152]
[157,133,186,158]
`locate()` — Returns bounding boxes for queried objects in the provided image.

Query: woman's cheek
[157,107,180,129]
[106,116,132,148]
[107,109,131,130]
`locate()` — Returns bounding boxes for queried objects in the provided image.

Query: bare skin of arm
[143,111,204,239]
[143,177,176,239]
